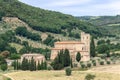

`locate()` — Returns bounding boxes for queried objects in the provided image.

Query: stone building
[51,32,90,61]
[21,53,45,64]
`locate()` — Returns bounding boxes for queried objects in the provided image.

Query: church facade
[51,32,90,61]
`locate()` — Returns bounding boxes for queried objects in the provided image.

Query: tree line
[0,0,104,37]
[12,57,47,71]
[15,27,41,41]
[51,49,81,70]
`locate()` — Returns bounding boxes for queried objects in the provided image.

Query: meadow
[3,65,120,80]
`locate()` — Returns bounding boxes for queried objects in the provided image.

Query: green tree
[51,56,64,70]
[12,60,17,70]
[1,63,7,71]
[106,39,110,44]
[76,52,81,62]
[29,57,36,71]
[10,54,20,60]
[70,58,73,68]
[64,49,71,67]
[51,49,71,70]
[96,44,109,53]
[59,50,64,66]
[90,37,96,57]
[97,40,105,45]
[106,51,110,57]
[37,61,41,70]
[21,58,29,70]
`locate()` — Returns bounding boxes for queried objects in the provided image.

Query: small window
[87,36,88,39]
[82,47,84,50]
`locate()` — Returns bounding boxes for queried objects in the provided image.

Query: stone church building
[51,32,90,61]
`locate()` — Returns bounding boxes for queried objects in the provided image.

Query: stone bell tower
[81,32,90,53]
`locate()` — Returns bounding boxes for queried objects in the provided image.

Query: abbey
[51,32,90,61]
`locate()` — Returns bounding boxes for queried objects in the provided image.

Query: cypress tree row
[37,60,47,70]
[12,57,47,71]
[51,49,71,70]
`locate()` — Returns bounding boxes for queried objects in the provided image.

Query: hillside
[0,0,103,37]
[77,15,120,36]
[1,0,116,59]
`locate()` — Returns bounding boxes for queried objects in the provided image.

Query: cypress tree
[29,57,36,71]
[70,58,73,68]
[21,58,29,70]
[16,60,19,70]
[90,37,96,57]
[41,60,44,70]
[51,49,71,70]
[17,62,21,70]
[43,61,47,70]
[59,50,64,66]
[64,49,70,67]
[76,52,81,62]
[34,61,36,71]
[12,60,17,70]
[37,61,41,70]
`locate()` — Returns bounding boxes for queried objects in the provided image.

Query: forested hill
[77,15,120,36]
[0,0,103,37]
[77,15,120,26]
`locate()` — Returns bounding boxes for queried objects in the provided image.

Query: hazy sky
[19,0,120,16]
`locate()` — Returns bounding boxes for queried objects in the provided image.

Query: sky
[19,0,120,16]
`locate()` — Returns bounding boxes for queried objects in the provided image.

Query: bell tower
[81,32,90,53]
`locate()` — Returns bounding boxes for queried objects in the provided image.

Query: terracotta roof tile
[55,41,84,44]
[51,48,74,50]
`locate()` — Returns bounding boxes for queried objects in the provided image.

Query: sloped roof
[21,53,44,57]
[55,41,84,44]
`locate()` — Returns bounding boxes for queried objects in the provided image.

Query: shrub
[73,63,77,67]
[106,61,110,64]
[80,61,84,64]
[81,63,86,69]
[87,63,91,68]
[93,62,96,66]
[47,66,52,70]
[65,68,72,76]
[97,59,101,62]
[7,78,11,80]
[9,54,20,60]
[1,63,7,71]
[85,74,95,80]
[92,60,96,63]
[100,54,106,59]
[100,61,104,65]
[52,63,63,70]
[110,58,113,61]
[112,60,116,64]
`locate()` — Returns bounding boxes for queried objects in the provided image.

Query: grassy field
[3,65,120,80]
[0,74,2,80]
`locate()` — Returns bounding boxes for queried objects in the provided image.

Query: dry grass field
[3,65,120,80]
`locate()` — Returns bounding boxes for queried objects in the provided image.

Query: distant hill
[0,0,103,37]
[77,15,120,37]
